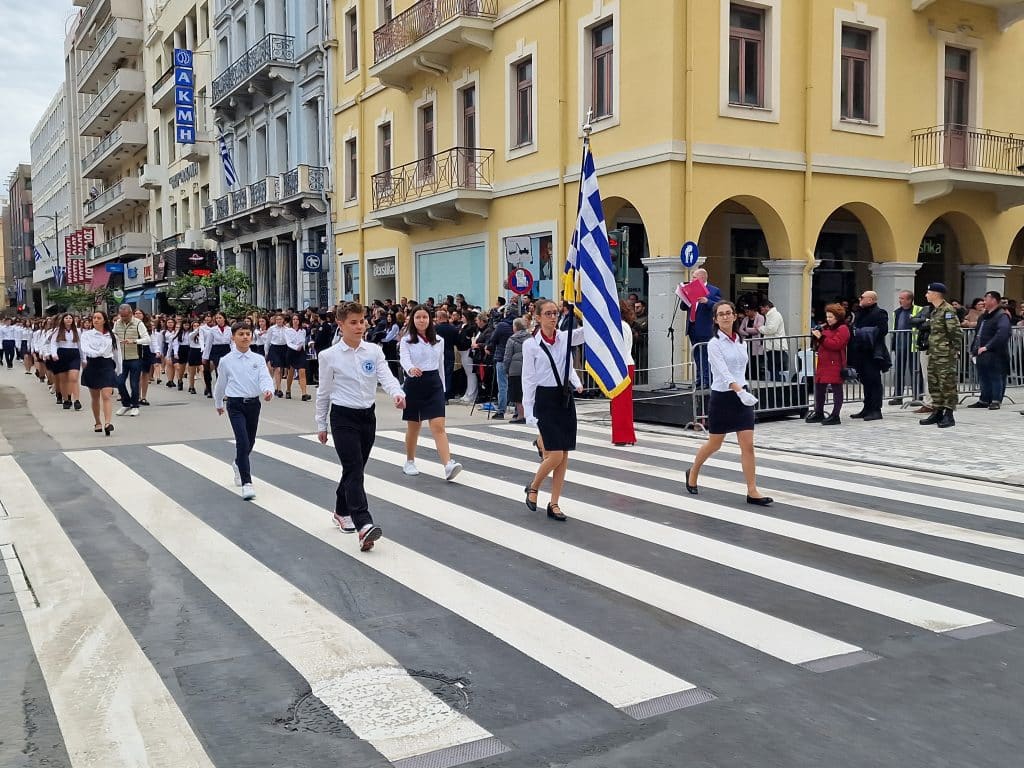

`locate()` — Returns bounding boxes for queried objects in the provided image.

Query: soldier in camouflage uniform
[919,282,963,428]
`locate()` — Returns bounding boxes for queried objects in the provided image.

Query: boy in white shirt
[316,302,405,551]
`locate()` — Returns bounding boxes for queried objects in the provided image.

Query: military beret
[926,282,947,294]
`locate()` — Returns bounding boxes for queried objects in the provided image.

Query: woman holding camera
[806,304,851,425]
[684,300,773,506]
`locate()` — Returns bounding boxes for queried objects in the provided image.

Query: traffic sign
[680,241,700,268]
[508,268,534,295]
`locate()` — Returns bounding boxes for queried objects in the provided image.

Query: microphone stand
[664,299,681,390]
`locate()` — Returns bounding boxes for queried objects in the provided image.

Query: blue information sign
[680,241,700,268]
[302,252,324,272]
[173,49,195,145]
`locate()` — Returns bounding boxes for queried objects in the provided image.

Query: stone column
[961,264,1011,303]
[870,261,923,317]
[256,247,272,309]
[276,241,294,310]
[762,259,808,338]
[641,256,688,387]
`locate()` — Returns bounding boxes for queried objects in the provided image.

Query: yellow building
[331,0,1024,378]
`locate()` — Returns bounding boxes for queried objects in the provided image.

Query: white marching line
[366,434,989,634]
[256,439,863,667]
[66,450,496,765]
[0,455,216,768]
[158,443,701,713]
[489,425,1024,557]
[574,423,1024,507]
[437,428,1024,602]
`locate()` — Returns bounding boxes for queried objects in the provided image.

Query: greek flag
[52,265,66,287]
[15,278,25,303]
[33,246,43,262]
[562,145,629,399]
[219,133,238,188]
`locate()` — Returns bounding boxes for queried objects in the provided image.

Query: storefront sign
[124,257,147,289]
[169,162,200,189]
[302,252,324,272]
[174,48,195,145]
[372,259,396,277]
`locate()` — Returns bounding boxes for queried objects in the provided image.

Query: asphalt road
[1,365,1022,768]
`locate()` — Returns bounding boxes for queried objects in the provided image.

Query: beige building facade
[331,0,1024,378]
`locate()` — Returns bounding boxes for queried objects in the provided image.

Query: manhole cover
[278,671,470,734]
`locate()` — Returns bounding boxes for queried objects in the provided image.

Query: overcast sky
[0,1,72,193]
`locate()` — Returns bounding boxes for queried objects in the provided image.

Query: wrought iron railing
[912,125,1024,175]
[373,0,498,64]
[212,33,295,104]
[204,204,214,227]
[215,196,229,221]
[282,168,299,197]
[160,233,184,250]
[371,147,493,210]
[281,165,326,197]
[249,178,268,206]
[231,188,248,212]
[85,181,124,215]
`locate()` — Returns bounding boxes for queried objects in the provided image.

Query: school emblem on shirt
[361,359,376,376]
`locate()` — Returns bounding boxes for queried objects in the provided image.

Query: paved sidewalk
[576,397,1024,486]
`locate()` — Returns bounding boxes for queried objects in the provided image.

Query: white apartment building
[29,86,72,310]
[73,0,152,303]
[202,0,332,310]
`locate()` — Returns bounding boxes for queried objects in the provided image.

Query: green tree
[167,266,255,317]
[47,286,104,313]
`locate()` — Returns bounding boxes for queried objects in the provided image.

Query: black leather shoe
[989,403,1001,410]
[821,414,841,425]
[805,412,824,423]
[850,410,866,419]
[524,486,538,511]
[547,503,567,521]
[862,411,883,421]
[746,495,774,506]
[938,409,956,428]
[920,409,943,425]
[684,467,698,495]
[967,401,991,409]
[887,397,903,406]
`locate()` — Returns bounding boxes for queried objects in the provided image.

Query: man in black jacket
[434,309,461,402]
[486,313,515,418]
[850,290,889,420]
[969,290,1012,409]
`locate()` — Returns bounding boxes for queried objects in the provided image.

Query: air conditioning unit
[139,164,163,190]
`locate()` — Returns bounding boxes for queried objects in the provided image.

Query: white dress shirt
[707,331,749,392]
[521,328,584,422]
[399,334,445,390]
[213,349,275,409]
[202,325,233,359]
[265,325,288,346]
[80,329,122,374]
[0,325,13,342]
[284,326,307,351]
[315,339,405,432]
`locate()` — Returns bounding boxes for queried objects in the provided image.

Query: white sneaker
[241,483,255,500]
[129,407,140,417]
[403,460,419,476]
[233,463,242,487]
[333,512,356,533]
[444,460,463,481]
[115,406,129,416]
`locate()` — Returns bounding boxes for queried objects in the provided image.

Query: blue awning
[123,289,143,302]
[140,288,157,300]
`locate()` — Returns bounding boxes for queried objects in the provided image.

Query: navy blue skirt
[707,389,756,434]
[82,357,117,390]
[534,385,577,451]
[402,370,445,422]
[210,343,231,365]
[53,347,81,374]
[268,344,289,369]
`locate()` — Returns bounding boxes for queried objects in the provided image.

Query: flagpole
[563,110,593,398]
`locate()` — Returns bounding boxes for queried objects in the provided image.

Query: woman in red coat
[806,303,851,425]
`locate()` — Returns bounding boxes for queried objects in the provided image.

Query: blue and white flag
[33,246,43,262]
[562,145,629,399]
[219,133,238,189]
[52,264,66,287]
[15,278,25,303]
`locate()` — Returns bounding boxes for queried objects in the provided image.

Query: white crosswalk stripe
[3,424,1021,767]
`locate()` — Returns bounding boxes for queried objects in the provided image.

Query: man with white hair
[684,267,722,388]
[112,303,151,417]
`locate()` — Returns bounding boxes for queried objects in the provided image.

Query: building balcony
[151,65,176,109]
[911,1,1024,30]
[370,147,493,231]
[139,163,164,190]
[371,0,497,90]
[78,17,143,94]
[211,33,295,111]
[77,0,143,50]
[80,69,146,138]
[203,165,328,236]
[159,230,205,252]
[86,231,150,265]
[83,177,149,226]
[910,125,1024,210]
[81,121,147,181]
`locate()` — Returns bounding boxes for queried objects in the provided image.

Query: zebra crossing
[2,423,1023,768]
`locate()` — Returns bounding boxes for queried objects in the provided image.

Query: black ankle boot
[937,409,956,428]
[920,408,943,426]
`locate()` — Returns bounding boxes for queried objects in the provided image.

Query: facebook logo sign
[174,49,195,145]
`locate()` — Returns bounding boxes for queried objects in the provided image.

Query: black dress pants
[226,398,261,484]
[330,404,376,530]
[860,360,883,413]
